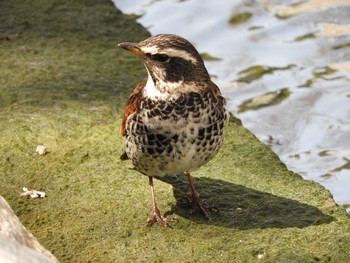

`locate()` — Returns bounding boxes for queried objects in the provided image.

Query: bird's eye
[150,54,170,62]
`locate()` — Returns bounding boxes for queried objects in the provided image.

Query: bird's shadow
[157,174,334,229]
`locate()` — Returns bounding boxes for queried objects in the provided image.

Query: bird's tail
[120,151,129,160]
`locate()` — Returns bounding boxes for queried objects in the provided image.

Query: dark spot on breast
[192,111,200,118]
[198,128,205,140]
[166,145,173,154]
[162,104,173,115]
[206,125,212,133]
[206,116,212,125]
[147,147,155,155]
[147,134,155,141]
[156,134,167,142]
[143,125,149,133]
[190,128,195,135]
[171,114,179,121]
[186,96,195,111]
[172,134,179,142]
[174,105,186,115]
[153,108,161,117]
[146,98,154,107]
[176,95,187,106]
[187,95,194,104]
[160,114,171,120]
[156,147,165,154]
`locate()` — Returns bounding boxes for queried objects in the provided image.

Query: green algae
[294,32,317,42]
[1,1,350,262]
[237,64,296,84]
[229,12,252,25]
[298,66,338,88]
[333,42,350,50]
[238,88,291,113]
[200,52,222,61]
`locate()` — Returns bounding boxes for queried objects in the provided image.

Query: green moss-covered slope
[1,1,349,262]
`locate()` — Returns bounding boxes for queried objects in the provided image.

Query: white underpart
[143,69,184,100]
[143,70,168,99]
[140,46,198,64]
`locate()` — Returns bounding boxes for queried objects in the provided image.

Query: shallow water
[113,0,350,213]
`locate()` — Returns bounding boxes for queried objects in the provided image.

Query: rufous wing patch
[120,78,146,136]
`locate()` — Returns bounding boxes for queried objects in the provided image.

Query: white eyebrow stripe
[163,48,197,64]
[140,46,197,64]
[140,46,159,54]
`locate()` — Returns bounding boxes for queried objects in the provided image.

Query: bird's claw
[147,208,174,228]
[187,192,216,220]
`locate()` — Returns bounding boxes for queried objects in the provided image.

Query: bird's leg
[186,172,211,219]
[147,176,169,227]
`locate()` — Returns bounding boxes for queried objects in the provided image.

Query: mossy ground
[1,1,350,262]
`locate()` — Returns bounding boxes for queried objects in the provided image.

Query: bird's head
[118,34,210,89]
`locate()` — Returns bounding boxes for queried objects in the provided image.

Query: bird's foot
[187,191,216,220]
[147,207,173,228]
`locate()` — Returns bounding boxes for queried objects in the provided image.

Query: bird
[118,34,229,227]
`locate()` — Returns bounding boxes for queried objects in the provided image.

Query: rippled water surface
[113,0,350,213]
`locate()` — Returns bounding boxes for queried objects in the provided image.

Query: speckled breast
[125,90,228,176]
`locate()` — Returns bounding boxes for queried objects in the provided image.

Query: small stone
[36,145,47,156]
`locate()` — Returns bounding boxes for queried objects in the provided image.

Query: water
[113,0,350,214]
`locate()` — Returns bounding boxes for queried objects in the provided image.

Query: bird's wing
[120,78,146,136]
[120,78,146,160]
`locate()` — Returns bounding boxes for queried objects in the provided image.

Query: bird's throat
[143,71,183,100]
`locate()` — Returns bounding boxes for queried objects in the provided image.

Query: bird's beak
[117,42,143,56]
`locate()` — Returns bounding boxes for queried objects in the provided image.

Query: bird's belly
[125,131,224,176]
[124,109,225,176]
